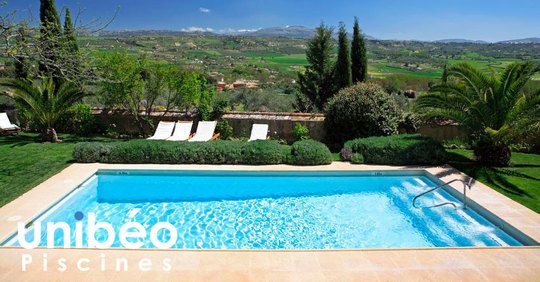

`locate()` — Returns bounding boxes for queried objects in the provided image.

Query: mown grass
[0,133,116,207]
[447,149,540,213]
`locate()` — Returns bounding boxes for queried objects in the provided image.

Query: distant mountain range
[434,39,490,44]
[98,30,215,37]
[434,38,540,44]
[241,26,315,39]
[97,27,538,44]
[497,37,540,44]
[240,26,377,40]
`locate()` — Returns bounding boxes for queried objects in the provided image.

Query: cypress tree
[63,8,79,53]
[334,22,352,90]
[351,17,368,83]
[14,24,31,80]
[63,7,80,77]
[297,22,335,111]
[39,0,62,77]
[441,63,449,83]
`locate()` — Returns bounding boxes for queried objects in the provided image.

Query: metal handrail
[413,178,473,209]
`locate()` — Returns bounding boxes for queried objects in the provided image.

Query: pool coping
[0,162,539,280]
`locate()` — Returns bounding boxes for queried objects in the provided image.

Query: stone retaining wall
[92,110,465,143]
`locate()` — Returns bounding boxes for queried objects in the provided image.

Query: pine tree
[297,22,335,111]
[39,0,62,77]
[351,17,368,83]
[334,22,352,90]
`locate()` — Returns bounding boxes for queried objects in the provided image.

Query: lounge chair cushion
[189,121,217,142]
[167,122,193,141]
[147,121,175,140]
[0,113,19,130]
[249,124,269,141]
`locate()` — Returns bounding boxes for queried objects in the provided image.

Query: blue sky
[5,0,540,42]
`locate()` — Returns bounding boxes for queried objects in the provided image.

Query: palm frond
[0,77,90,128]
[416,61,539,144]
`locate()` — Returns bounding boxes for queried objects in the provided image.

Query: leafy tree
[143,65,170,116]
[97,53,217,132]
[223,88,295,112]
[351,17,368,83]
[297,22,335,111]
[97,52,147,133]
[39,0,63,79]
[0,77,89,142]
[415,62,540,166]
[334,22,352,90]
[97,52,144,109]
[171,71,215,117]
[195,75,216,120]
[167,70,198,111]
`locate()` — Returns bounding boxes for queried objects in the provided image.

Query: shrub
[398,112,419,134]
[351,153,364,164]
[215,120,233,140]
[289,140,332,165]
[473,139,511,167]
[340,146,353,161]
[293,122,309,141]
[58,103,99,136]
[325,83,402,145]
[344,134,447,165]
[104,140,246,164]
[73,142,113,163]
[74,140,333,165]
[242,140,290,165]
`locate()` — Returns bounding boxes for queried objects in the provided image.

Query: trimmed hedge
[343,134,447,165]
[290,139,332,165]
[73,139,331,165]
[242,140,290,165]
[72,142,112,163]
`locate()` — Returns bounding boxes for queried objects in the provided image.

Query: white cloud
[218,28,261,34]
[237,28,260,33]
[181,26,214,32]
[199,7,210,13]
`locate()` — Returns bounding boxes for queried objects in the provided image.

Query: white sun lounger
[0,113,20,134]
[147,121,175,140]
[248,124,269,141]
[188,121,219,142]
[167,121,193,141]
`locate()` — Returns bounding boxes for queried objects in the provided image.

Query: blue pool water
[9,170,522,249]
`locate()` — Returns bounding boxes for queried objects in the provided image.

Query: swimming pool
[4,170,526,249]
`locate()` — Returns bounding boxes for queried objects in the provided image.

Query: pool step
[413,178,473,210]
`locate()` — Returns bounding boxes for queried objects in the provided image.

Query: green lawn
[0,133,115,207]
[1,134,538,213]
[447,149,540,213]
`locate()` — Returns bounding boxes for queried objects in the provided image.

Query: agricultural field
[2,33,537,87]
[74,34,539,86]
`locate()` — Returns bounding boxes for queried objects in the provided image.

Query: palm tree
[415,62,540,166]
[0,77,89,142]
